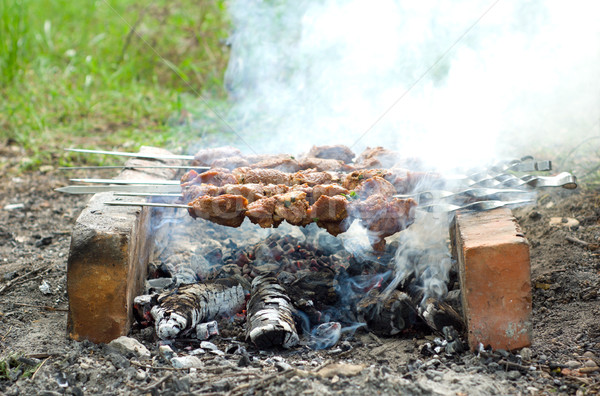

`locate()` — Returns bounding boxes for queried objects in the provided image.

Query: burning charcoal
[196,321,219,340]
[246,275,299,349]
[151,282,245,339]
[133,294,157,326]
[356,289,415,336]
[309,322,342,350]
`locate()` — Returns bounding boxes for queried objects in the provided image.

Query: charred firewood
[418,297,465,334]
[355,289,416,336]
[150,282,245,340]
[405,282,465,334]
[246,275,299,349]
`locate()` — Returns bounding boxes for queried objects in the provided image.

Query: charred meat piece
[312,184,349,202]
[354,195,417,249]
[273,191,310,226]
[246,197,280,228]
[222,183,266,203]
[250,154,301,173]
[192,146,243,166]
[384,169,442,194]
[298,157,353,172]
[182,184,222,203]
[308,195,349,222]
[291,169,335,186]
[232,167,292,185]
[211,156,250,170]
[354,146,400,169]
[188,194,248,227]
[182,168,237,187]
[342,169,392,190]
[353,176,396,198]
[306,145,355,164]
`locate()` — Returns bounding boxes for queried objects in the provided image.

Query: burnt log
[246,275,299,349]
[150,282,245,339]
[355,289,416,336]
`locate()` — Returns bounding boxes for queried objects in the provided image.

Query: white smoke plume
[225,0,599,171]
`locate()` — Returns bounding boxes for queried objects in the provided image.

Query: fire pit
[64,145,576,356]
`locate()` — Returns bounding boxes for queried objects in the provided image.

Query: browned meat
[182,184,222,203]
[262,184,292,196]
[211,156,250,170]
[232,167,292,185]
[250,154,301,173]
[383,169,442,194]
[298,157,354,172]
[316,220,350,236]
[306,145,355,164]
[273,191,310,226]
[308,195,349,222]
[312,184,349,202]
[193,146,243,166]
[342,169,392,190]
[354,195,417,249]
[246,197,280,228]
[187,194,248,227]
[291,169,335,186]
[181,168,237,187]
[222,184,265,203]
[353,176,396,198]
[354,146,400,169]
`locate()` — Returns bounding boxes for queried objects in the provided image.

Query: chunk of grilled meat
[298,157,353,172]
[354,195,417,250]
[192,146,243,167]
[187,194,248,227]
[342,169,392,190]
[232,167,293,185]
[306,144,355,164]
[353,176,396,198]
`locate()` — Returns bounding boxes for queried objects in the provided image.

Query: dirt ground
[1,144,599,395]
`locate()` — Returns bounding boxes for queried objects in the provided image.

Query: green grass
[0,0,231,171]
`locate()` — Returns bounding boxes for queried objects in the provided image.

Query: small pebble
[520,347,532,362]
[135,370,147,381]
[584,359,598,368]
[507,370,521,380]
[583,351,596,359]
[564,360,581,369]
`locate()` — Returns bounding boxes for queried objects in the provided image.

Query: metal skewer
[105,202,191,209]
[65,148,195,161]
[70,178,181,185]
[104,198,534,214]
[59,165,208,170]
[55,185,182,194]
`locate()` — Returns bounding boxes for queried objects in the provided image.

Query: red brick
[67,147,181,343]
[451,207,532,351]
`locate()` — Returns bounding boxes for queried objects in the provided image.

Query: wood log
[246,275,299,349]
[150,282,245,339]
[355,289,416,336]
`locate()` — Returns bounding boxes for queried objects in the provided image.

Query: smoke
[225,0,599,170]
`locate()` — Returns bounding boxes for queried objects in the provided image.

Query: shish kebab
[61,146,568,249]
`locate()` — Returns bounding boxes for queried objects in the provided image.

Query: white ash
[246,275,299,349]
[151,283,245,340]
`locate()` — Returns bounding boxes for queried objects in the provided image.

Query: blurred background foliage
[0,0,231,170]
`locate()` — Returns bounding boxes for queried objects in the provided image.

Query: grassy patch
[0,0,231,171]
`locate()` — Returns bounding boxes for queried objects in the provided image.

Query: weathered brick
[67,147,181,343]
[451,207,532,351]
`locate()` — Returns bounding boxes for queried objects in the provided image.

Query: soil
[1,144,599,395]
